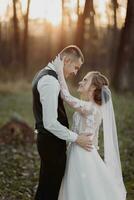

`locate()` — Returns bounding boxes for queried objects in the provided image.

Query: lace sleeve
[57,68,92,115]
[71,113,77,132]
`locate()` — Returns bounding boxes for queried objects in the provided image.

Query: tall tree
[22,0,31,72]
[109,0,119,69]
[77,0,80,17]
[112,0,118,32]
[75,0,95,50]
[45,22,53,62]
[12,0,20,62]
[59,0,66,51]
[0,20,1,64]
[112,0,134,91]
[0,21,1,44]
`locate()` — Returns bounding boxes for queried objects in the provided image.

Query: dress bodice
[71,103,102,150]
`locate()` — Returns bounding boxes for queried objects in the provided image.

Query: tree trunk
[109,0,119,70]
[0,21,1,63]
[22,0,31,73]
[12,0,20,62]
[112,0,134,91]
[59,0,66,51]
[0,21,1,43]
[77,0,80,16]
[112,0,118,32]
[45,23,53,62]
[75,0,95,50]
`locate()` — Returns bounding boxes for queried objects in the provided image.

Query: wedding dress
[54,58,126,200]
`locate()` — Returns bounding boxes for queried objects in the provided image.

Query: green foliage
[0,87,134,199]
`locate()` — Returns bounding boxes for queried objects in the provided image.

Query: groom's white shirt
[37,62,78,142]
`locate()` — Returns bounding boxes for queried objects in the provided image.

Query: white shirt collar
[47,62,56,72]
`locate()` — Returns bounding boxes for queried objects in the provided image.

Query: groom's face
[63,57,82,78]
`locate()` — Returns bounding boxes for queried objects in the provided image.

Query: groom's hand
[75,134,94,151]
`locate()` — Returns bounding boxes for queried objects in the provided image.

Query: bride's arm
[54,55,92,115]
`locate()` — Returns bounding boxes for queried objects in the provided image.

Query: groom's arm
[37,75,78,142]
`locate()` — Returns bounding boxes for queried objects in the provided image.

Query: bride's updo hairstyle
[88,71,109,105]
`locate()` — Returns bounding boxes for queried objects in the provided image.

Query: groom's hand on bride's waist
[75,134,94,152]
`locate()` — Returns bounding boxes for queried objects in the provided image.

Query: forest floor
[0,81,134,200]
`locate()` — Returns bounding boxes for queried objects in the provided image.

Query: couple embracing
[32,45,127,200]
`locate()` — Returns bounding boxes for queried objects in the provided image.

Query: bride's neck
[80,93,94,103]
[88,95,94,103]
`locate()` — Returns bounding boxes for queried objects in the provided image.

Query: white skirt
[58,143,123,200]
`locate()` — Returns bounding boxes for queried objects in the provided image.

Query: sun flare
[0,0,62,26]
[0,0,126,27]
[21,0,62,26]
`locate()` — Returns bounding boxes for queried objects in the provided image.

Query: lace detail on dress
[84,107,102,150]
[71,113,78,133]
[71,108,102,150]
[61,89,93,115]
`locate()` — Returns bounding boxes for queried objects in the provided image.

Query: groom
[32,45,93,200]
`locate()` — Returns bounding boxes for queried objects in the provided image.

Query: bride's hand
[53,54,65,74]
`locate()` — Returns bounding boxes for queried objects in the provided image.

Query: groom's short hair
[60,45,84,63]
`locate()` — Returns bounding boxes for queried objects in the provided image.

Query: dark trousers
[34,132,66,200]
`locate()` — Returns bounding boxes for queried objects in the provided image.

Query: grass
[0,80,33,128]
[0,81,134,200]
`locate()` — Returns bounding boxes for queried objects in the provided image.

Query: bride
[54,55,127,200]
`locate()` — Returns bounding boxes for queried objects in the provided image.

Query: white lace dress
[57,69,123,200]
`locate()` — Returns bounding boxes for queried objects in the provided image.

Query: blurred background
[0,0,134,199]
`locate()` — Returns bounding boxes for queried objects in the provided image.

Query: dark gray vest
[32,68,69,133]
